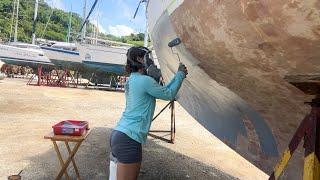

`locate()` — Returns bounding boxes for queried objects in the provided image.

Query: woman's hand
[178,63,188,77]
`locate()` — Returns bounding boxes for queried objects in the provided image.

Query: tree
[0,0,146,45]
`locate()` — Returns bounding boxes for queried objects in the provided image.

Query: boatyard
[0,78,267,179]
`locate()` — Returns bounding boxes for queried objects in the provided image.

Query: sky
[44,0,147,37]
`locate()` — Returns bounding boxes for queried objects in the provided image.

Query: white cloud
[90,20,106,34]
[45,0,66,11]
[108,25,135,37]
[111,0,133,19]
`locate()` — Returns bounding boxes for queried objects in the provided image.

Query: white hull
[0,44,51,65]
[77,43,127,65]
[41,47,81,63]
[41,42,127,66]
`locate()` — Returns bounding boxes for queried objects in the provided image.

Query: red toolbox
[52,120,89,136]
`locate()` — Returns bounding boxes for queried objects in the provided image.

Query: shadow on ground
[22,127,237,180]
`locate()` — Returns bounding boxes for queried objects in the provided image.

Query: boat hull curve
[147,0,320,179]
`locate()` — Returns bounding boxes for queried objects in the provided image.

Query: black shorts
[109,130,142,163]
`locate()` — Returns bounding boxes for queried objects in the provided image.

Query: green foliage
[99,32,149,46]
[127,40,144,46]
[0,0,146,45]
[0,0,90,43]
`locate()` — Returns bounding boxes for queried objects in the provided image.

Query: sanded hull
[147,0,320,179]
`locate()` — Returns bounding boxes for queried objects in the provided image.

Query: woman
[109,46,188,180]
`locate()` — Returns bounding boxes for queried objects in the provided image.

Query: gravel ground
[0,78,267,180]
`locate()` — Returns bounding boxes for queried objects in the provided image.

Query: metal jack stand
[149,100,176,144]
[269,75,320,180]
[27,65,46,86]
[27,65,77,88]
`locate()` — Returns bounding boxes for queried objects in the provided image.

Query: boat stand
[86,72,98,88]
[49,68,77,88]
[149,100,176,144]
[85,74,125,91]
[269,75,320,180]
[27,65,77,88]
[27,65,46,86]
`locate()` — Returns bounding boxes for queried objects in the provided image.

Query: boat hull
[147,0,320,179]
[41,46,81,63]
[0,44,52,66]
[78,44,127,75]
[82,61,125,75]
[42,43,127,75]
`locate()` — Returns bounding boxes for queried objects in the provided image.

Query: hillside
[0,0,87,42]
[0,0,145,45]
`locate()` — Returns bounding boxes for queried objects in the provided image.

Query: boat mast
[13,0,19,42]
[67,5,73,43]
[143,0,148,47]
[92,23,95,44]
[32,0,39,44]
[95,20,99,44]
[78,0,98,40]
[9,0,17,42]
[94,1,100,45]
[133,0,149,47]
[82,0,87,41]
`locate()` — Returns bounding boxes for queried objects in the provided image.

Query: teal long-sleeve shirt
[114,71,185,144]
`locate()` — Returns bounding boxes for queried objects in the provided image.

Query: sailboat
[0,0,52,67]
[146,0,320,179]
[39,0,129,76]
[0,42,51,66]
[38,5,82,70]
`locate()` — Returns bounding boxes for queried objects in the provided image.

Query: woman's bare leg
[117,162,141,180]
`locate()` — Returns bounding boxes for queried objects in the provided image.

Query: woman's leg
[109,130,142,180]
[117,162,141,180]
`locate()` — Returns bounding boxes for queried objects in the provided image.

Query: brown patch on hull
[170,0,320,179]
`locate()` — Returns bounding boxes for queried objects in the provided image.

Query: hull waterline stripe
[0,56,53,65]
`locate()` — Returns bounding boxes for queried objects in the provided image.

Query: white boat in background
[38,38,128,74]
[36,0,129,75]
[0,0,52,67]
[0,42,52,66]
[38,40,83,71]
[78,42,128,74]
[39,40,81,63]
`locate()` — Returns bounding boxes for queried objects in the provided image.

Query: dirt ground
[0,78,268,180]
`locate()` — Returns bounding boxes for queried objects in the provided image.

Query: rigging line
[40,1,54,39]
[94,0,101,40]
[77,0,99,39]
[66,3,73,43]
